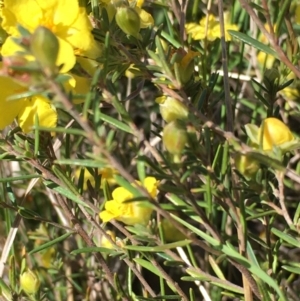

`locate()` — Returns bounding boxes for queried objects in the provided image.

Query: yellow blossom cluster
[99,177,159,226]
[245,117,295,152]
[237,118,297,179]
[0,0,102,132]
[185,13,238,42]
[75,167,117,190]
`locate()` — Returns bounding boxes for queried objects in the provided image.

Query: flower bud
[258,118,294,151]
[115,6,141,39]
[100,230,116,249]
[30,26,59,74]
[156,96,189,123]
[20,269,40,295]
[163,120,188,155]
[161,218,186,242]
[235,154,260,179]
[103,3,116,23]
[178,50,199,84]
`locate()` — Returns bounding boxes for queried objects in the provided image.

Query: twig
[150,257,189,301]
[238,0,300,79]
[177,246,212,301]
[276,171,295,230]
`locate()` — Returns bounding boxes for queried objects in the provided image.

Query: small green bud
[115,7,141,39]
[156,96,189,123]
[30,26,59,74]
[20,269,40,295]
[163,120,188,155]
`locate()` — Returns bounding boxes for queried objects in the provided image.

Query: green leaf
[271,228,300,248]
[71,247,118,255]
[35,126,86,136]
[247,151,285,171]
[0,174,40,183]
[281,265,300,274]
[134,258,162,277]
[124,240,191,252]
[29,232,74,255]
[244,124,259,145]
[228,31,278,57]
[54,159,106,168]
[134,257,177,292]
[98,112,133,134]
[44,180,90,209]
[0,278,12,301]
[182,274,243,294]
[171,214,288,300]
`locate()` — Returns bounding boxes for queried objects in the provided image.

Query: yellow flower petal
[2,1,42,33]
[56,37,76,72]
[1,35,76,72]
[0,76,24,129]
[64,73,91,104]
[185,13,238,41]
[1,0,98,73]
[37,0,79,27]
[128,0,144,8]
[1,36,26,58]
[41,247,56,268]
[99,176,159,226]
[100,230,116,249]
[18,95,57,133]
[258,118,294,151]
[100,207,119,223]
[112,186,133,203]
[135,7,154,28]
[144,177,159,198]
[257,51,276,69]
[63,8,93,51]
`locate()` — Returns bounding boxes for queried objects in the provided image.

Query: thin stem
[218,2,234,132]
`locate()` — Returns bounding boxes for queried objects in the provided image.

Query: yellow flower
[99,177,159,226]
[258,118,294,151]
[75,167,117,190]
[18,95,57,133]
[1,0,101,72]
[280,86,300,102]
[20,269,40,295]
[0,73,57,132]
[177,50,199,84]
[64,73,92,104]
[185,13,238,41]
[40,247,56,268]
[257,52,276,69]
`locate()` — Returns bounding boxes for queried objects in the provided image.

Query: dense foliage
[1,0,300,300]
